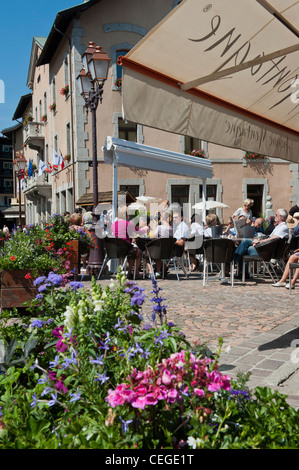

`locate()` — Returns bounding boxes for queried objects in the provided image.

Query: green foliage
[0,270,298,449]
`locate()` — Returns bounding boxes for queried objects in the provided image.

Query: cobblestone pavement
[82,269,299,409]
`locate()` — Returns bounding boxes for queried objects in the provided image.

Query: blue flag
[28,159,33,177]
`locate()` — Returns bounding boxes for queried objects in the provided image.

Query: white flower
[64,305,76,330]
[187,436,204,449]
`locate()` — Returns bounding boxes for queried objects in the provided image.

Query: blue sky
[0,0,80,134]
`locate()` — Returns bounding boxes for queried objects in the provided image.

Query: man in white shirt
[234,208,288,276]
[173,210,190,243]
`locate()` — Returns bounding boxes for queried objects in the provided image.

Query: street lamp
[77,42,111,275]
[13,151,27,230]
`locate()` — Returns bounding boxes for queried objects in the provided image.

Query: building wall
[16,0,299,225]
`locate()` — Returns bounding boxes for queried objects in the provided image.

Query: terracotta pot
[0,270,38,310]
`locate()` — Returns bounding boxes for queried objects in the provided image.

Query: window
[116,49,129,81]
[3,162,12,170]
[2,145,11,153]
[44,92,47,116]
[45,144,49,162]
[52,77,56,105]
[199,184,217,201]
[4,179,13,188]
[119,184,139,198]
[171,185,189,206]
[39,100,42,122]
[66,123,71,156]
[54,135,58,153]
[118,118,137,142]
[64,56,69,86]
[184,136,202,154]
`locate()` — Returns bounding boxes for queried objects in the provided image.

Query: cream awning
[121,0,299,162]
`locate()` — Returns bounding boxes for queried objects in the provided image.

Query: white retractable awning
[102,136,213,218]
[121,0,299,162]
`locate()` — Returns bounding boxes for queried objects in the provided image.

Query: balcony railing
[23,121,44,148]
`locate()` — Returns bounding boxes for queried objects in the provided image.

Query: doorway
[247,184,264,218]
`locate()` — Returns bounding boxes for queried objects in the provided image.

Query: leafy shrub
[0,272,298,449]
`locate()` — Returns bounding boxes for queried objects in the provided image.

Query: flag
[28,159,33,177]
[52,148,63,168]
[38,159,46,177]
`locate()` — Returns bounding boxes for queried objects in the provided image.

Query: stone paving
[83,268,299,409]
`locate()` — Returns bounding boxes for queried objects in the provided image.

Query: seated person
[264,216,275,236]
[138,215,150,237]
[204,213,217,238]
[188,214,204,271]
[69,213,83,231]
[111,206,142,279]
[147,211,173,278]
[234,208,289,276]
[272,249,299,289]
[223,216,236,237]
[251,217,265,235]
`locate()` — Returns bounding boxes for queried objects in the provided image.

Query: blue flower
[119,417,133,434]
[70,388,81,403]
[33,276,46,286]
[95,370,110,384]
[30,319,44,329]
[38,283,51,293]
[30,393,38,408]
[48,391,58,407]
[49,355,60,368]
[89,354,104,365]
[69,281,84,290]
[47,272,63,286]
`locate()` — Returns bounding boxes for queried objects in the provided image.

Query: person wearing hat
[289,201,299,217]
[292,212,299,237]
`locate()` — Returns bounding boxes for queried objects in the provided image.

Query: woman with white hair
[232,198,254,221]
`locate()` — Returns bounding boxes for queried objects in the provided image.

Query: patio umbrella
[136,195,161,203]
[127,202,147,211]
[192,201,230,210]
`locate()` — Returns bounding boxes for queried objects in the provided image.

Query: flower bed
[0,272,298,449]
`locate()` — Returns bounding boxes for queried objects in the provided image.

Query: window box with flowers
[64,154,71,164]
[60,84,69,97]
[41,114,47,123]
[49,103,56,113]
[23,115,33,126]
[243,152,266,160]
[185,149,208,159]
[114,78,122,89]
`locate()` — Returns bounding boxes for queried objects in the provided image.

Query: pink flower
[194,388,204,397]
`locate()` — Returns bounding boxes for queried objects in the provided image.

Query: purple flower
[30,319,44,329]
[47,272,63,286]
[33,276,46,286]
[30,393,38,408]
[69,281,84,290]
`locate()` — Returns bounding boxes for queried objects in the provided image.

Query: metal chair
[288,261,299,295]
[185,236,204,273]
[242,238,280,282]
[97,237,134,279]
[203,238,236,287]
[145,237,187,281]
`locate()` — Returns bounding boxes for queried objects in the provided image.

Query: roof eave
[36,0,101,66]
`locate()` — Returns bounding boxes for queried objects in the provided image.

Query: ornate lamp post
[13,151,27,230]
[77,42,111,275]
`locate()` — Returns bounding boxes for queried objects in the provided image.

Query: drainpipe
[53,24,76,210]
